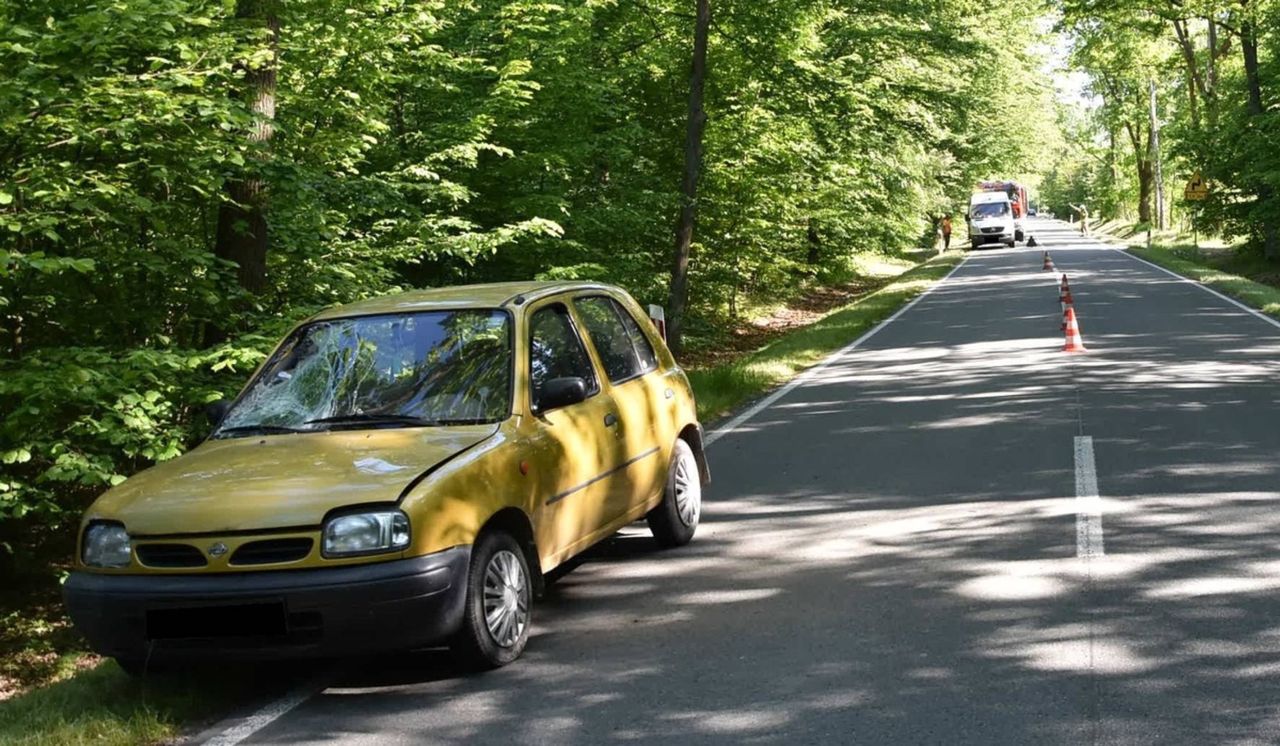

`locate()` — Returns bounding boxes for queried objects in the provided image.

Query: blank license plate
[146,602,287,640]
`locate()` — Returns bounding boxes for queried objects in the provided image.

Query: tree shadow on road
[261,240,1280,744]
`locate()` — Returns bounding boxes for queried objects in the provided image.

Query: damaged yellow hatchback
[63,281,708,672]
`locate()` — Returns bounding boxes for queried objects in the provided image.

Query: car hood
[88,424,499,536]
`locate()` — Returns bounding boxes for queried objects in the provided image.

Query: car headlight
[322,510,410,558]
[82,522,132,568]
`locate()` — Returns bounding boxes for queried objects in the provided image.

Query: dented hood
[88,425,498,536]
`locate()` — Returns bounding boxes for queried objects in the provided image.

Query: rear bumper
[63,547,470,662]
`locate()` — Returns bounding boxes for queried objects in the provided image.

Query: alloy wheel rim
[674,451,701,527]
[482,549,529,648]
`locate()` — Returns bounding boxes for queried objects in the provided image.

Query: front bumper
[63,547,470,662]
[971,231,1013,245]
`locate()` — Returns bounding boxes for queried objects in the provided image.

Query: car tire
[647,439,701,548]
[114,656,173,678]
[450,530,532,669]
[115,657,147,678]
[1005,239,1016,248]
[971,239,982,251]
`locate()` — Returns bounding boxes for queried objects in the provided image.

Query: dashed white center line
[1074,435,1105,558]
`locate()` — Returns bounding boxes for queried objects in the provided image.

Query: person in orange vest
[941,214,953,252]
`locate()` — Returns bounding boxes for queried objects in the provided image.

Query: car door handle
[604,413,618,428]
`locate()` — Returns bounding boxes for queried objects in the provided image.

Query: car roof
[309,280,620,321]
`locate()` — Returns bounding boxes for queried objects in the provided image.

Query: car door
[524,301,625,567]
[571,294,666,523]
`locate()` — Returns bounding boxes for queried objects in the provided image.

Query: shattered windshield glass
[216,310,511,437]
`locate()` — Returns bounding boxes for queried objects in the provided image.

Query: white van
[968,192,1016,249]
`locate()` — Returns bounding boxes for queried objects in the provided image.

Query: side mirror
[206,399,232,428]
[534,377,588,414]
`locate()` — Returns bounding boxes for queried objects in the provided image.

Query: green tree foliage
[1055,0,1280,253]
[0,0,1053,559]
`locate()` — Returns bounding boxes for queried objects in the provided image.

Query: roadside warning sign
[1185,173,1210,201]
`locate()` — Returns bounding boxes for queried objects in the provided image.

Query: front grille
[136,543,207,568]
[229,538,313,566]
[981,226,1003,234]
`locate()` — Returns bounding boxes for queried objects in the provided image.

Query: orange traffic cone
[1060,274,1070,294]
[1063,307,1087,352]
[1060,289,1074,330]
[1042,252,1054,271]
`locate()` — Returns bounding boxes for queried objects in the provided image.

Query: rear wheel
[450,531,532,669]
[647,439,701,548]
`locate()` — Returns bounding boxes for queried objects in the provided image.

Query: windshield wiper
[215,424,306,437]
[303,413,437,428]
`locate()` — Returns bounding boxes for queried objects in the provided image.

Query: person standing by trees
[1071,203,1090,236]
[941,214,953,252]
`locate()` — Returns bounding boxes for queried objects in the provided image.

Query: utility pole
[1149,80,1165,231]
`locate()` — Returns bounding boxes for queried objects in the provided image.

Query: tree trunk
[1170,17,1203,129]
[214,0,279,296]
[806,217,820,265]
[1241,16,1264,116]
[1207,17,1220,126]
[1107,126,1118,193]
[1149,81,1165,230]
[1137,159,1153,224]
[1240,13,1279,258]
[666,0,711,357]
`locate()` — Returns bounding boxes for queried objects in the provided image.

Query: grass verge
[0,662,282,746]
[1127,244,1280,321]
[688,250,965,423]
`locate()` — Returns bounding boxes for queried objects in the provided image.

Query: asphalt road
[231,219,1280,745]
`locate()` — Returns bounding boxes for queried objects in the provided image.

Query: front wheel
[450,531,532,669]
[647,439,701,548]
[114,657,149,678]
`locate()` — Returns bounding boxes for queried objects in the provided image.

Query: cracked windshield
[218,311,510,434]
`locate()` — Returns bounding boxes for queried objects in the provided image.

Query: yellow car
[63,281,708,671]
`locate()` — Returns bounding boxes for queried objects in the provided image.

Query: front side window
[216,310,511,437]
[528,304,599,405]
[575,296,657,383]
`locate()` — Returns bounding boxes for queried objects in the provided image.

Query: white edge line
[1073,435,1104,559]
[197,672,331,746]
[705,254,971,447]
[1117,247,1280,331]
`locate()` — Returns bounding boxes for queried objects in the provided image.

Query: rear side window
[613,301,658,371]
[529,305,599,404]
[575,296,657,383]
